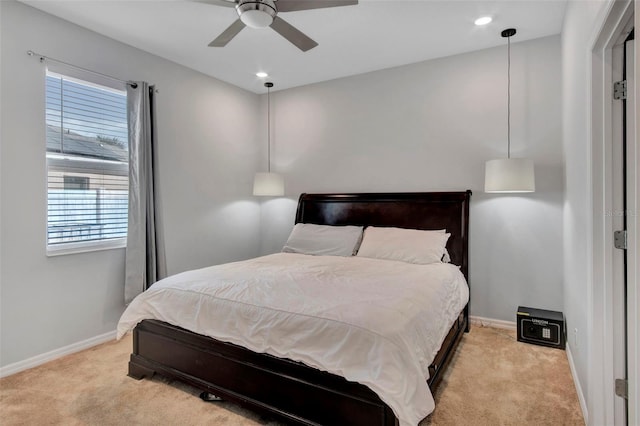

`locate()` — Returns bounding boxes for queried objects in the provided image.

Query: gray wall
[0,0,261,367]
[259,35,564,322]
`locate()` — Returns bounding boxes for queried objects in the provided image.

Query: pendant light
[485,28,535,193]
[253,82,284,196]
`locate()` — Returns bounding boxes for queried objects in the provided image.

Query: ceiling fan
[198,0,358,52]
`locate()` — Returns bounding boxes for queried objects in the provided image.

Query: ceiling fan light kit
[237,0,276,28]
[484,27,535,194]
[204,0,358,51]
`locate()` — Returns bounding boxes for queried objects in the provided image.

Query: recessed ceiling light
[256,72,268,78]
[474,16,492,26]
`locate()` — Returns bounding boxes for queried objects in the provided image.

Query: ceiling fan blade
[209,19,246,47]
[192,0,237,7]
[276,0,357,12]
[270,16,318,52]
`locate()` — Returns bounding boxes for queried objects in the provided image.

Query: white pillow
[424,229,452,263]
[442,248,451,263]
[282,223,364,257]
[356,226,450,265]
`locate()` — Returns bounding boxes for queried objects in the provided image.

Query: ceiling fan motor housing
[236,0,277,28]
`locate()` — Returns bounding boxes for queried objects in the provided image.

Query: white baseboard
[0,330,116,378]
[470,315,517,330]
[566,345,588,425]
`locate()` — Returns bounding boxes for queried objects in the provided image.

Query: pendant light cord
[507,33,511,159]
[267,83,271,173]
[500,28,516,159]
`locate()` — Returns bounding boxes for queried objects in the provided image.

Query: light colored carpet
[0,326,584,425]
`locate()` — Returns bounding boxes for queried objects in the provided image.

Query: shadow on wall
[469,162,564,321]
[258,197,298,255]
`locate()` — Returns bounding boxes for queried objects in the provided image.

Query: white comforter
[117,253,469,426]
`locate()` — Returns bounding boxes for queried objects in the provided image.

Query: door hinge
[614,230,627,250]
[614,80,627,100]
[615,378,628,399]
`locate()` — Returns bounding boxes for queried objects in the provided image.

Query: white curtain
[124,82,166,304]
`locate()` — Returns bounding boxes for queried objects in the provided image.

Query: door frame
[589,1,638,425]
[624,30,638,426]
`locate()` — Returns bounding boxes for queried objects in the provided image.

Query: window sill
[46,238,126,257]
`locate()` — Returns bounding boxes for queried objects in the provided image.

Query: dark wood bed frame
[128,191,472,426]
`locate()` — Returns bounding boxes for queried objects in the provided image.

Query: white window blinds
[45,70,129,254]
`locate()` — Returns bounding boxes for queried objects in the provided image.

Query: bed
[119,191,471,426]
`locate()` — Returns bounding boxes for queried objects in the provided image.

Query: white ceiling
[20,0,567,94]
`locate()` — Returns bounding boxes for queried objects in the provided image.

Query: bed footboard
[129,319,399,426]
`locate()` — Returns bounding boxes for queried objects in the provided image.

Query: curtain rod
[26,50,154,91]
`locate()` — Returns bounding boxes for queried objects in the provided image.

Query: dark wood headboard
[295,191,472,281]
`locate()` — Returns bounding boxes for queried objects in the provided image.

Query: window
[63,175,90,190]
[46,70,129,255]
